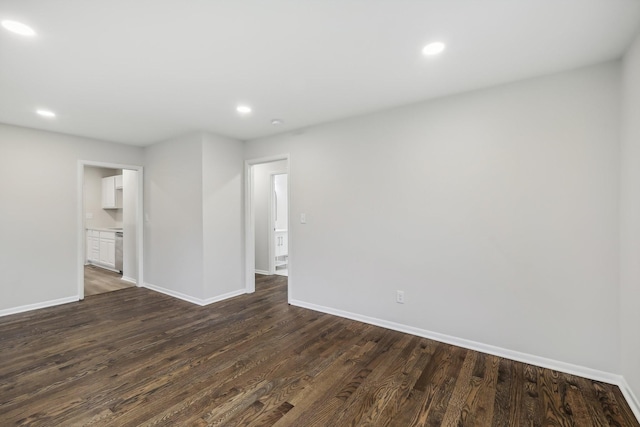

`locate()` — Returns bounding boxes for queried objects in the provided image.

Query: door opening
[78,161,144,300]
[271,173,288,276]
[244,155,291,301]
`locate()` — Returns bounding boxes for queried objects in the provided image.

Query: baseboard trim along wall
[143,282,245,306]
[255,269,270,275]
[620,377,640,422]
[121,276,137,284]
[0,296,79,318]
[290,298,640,421]
[0,282,637,420]
[200,289,247,305]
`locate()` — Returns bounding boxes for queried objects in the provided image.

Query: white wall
[83,166,121,230]
[144,132,244,302]
[245,62,621,373]
[0,123,143,312]
[123,169,138,282]
[252,160,287,272]
[144,133,205,299]
[621,32,640,407]
[202,133,244,298]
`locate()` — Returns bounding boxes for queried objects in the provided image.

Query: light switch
[300,213,307,224]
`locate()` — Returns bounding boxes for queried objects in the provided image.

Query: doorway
[244,155,291,301]
[272,173,288,276]
[77,161,144,300]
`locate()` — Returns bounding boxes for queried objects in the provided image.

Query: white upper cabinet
[102,175,123,209]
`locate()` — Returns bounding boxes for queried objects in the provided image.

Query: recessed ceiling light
[236,105,252,114]
[36,109,56,118]
[271,119,284,126]
[1,20,36,37]
[422,42,446,56]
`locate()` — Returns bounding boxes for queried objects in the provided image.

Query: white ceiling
[1,0,639,146]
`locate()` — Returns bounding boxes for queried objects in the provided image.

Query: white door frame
[244,154,291,301]
[77,160,144,300]
[268,171,288,275]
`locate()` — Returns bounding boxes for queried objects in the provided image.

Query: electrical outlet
[396,290,405,304]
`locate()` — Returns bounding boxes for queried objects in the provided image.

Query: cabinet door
[91,242,100,262]
[86,236,92,261]
[280,232,288,256]
[87,234,99,262]
[102,176,116,209]
[274,232,282,257]
[106,239,116,266]
[96,237,116,268]
[275,231,288,257]
[99,239,110,265]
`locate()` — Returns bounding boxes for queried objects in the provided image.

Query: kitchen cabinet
[102,175,123,209]
[86,230,100,263]
[99,232,116,268]
[87,230,116,270]
[274,230,288,271]
[275,230,288,257]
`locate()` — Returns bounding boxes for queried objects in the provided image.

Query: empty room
[1,1,640,425]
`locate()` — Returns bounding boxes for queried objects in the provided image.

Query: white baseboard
[0,296,79,318]
[289,299,621,386]
[620,377,640,422]
[201,289,246,305]
[142,282,205,305]
[291,299,640,422]
[143,282,245,306]
[87,262,120,274]
[255,269,270,275]
[121,276,137,284]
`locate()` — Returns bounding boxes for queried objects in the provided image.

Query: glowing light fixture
[236,105,252,114]
[36,109,56,118]
[1,20,36,36]
[422,42,446,56]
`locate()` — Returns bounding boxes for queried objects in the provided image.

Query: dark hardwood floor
[0,274,637,426]
[84,265,134,296]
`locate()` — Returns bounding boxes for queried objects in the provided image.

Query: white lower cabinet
[87,230,100,262]
[99,238,116,268]
[275,230,288,257]
[87,230,116,269]
[274,230,288,270]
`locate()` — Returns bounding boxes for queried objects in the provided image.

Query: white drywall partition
[620,31,640,415]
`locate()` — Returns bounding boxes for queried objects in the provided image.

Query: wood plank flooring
[84,265,134,296]
[0,274,637,426]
